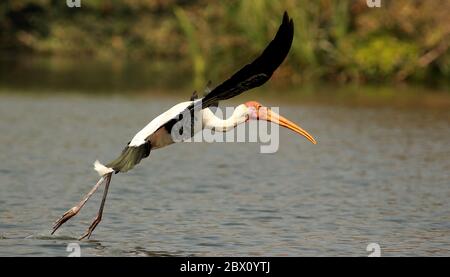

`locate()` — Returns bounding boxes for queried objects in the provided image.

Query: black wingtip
[199,11,295,108]
[283,11,289,21]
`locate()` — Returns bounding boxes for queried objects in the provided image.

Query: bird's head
[244,101,317,144]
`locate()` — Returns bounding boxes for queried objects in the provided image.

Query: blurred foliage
[0,0,449,89]
[174,6,205,89]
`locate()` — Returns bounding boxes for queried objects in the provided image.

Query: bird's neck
[202,105,248,132]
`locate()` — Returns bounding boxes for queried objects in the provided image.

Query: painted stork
[51,12,317,240]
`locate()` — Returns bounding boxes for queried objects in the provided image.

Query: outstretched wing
[200,11,294,109]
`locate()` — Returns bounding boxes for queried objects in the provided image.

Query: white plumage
[129,101,194,147]
[202,104,248,132]
[94,160,114,176]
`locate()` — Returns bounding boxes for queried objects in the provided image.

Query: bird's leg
[52,175,106,235]
[79,173,112,240]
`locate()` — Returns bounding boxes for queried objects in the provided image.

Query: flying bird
[51,12,317,240]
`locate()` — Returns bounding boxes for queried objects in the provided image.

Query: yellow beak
[259,107,317,144]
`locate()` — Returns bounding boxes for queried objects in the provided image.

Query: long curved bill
[260,107,317,144]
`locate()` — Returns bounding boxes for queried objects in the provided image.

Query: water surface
[0,94,449,256]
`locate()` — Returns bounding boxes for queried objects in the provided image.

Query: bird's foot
[78,214,102,240]
[51,206,80,235]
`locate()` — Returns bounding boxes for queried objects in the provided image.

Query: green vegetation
[0,0,449,90]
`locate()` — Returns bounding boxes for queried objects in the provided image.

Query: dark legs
[79,173,112,240]
[51,172,113,240]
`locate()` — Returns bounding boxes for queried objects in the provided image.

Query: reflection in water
[0,94,449,256]
[0,56,191,92]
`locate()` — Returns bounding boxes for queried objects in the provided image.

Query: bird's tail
[94,160,114,176]
[94,142,151,175]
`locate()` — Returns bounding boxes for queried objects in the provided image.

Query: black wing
[200,11,294,109]
[168,11,294,141]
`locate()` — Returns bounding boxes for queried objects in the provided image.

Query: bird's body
[52,12,318,240]
[128,100,195,147]
[95,100,248,175]
[130,102,249,148]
